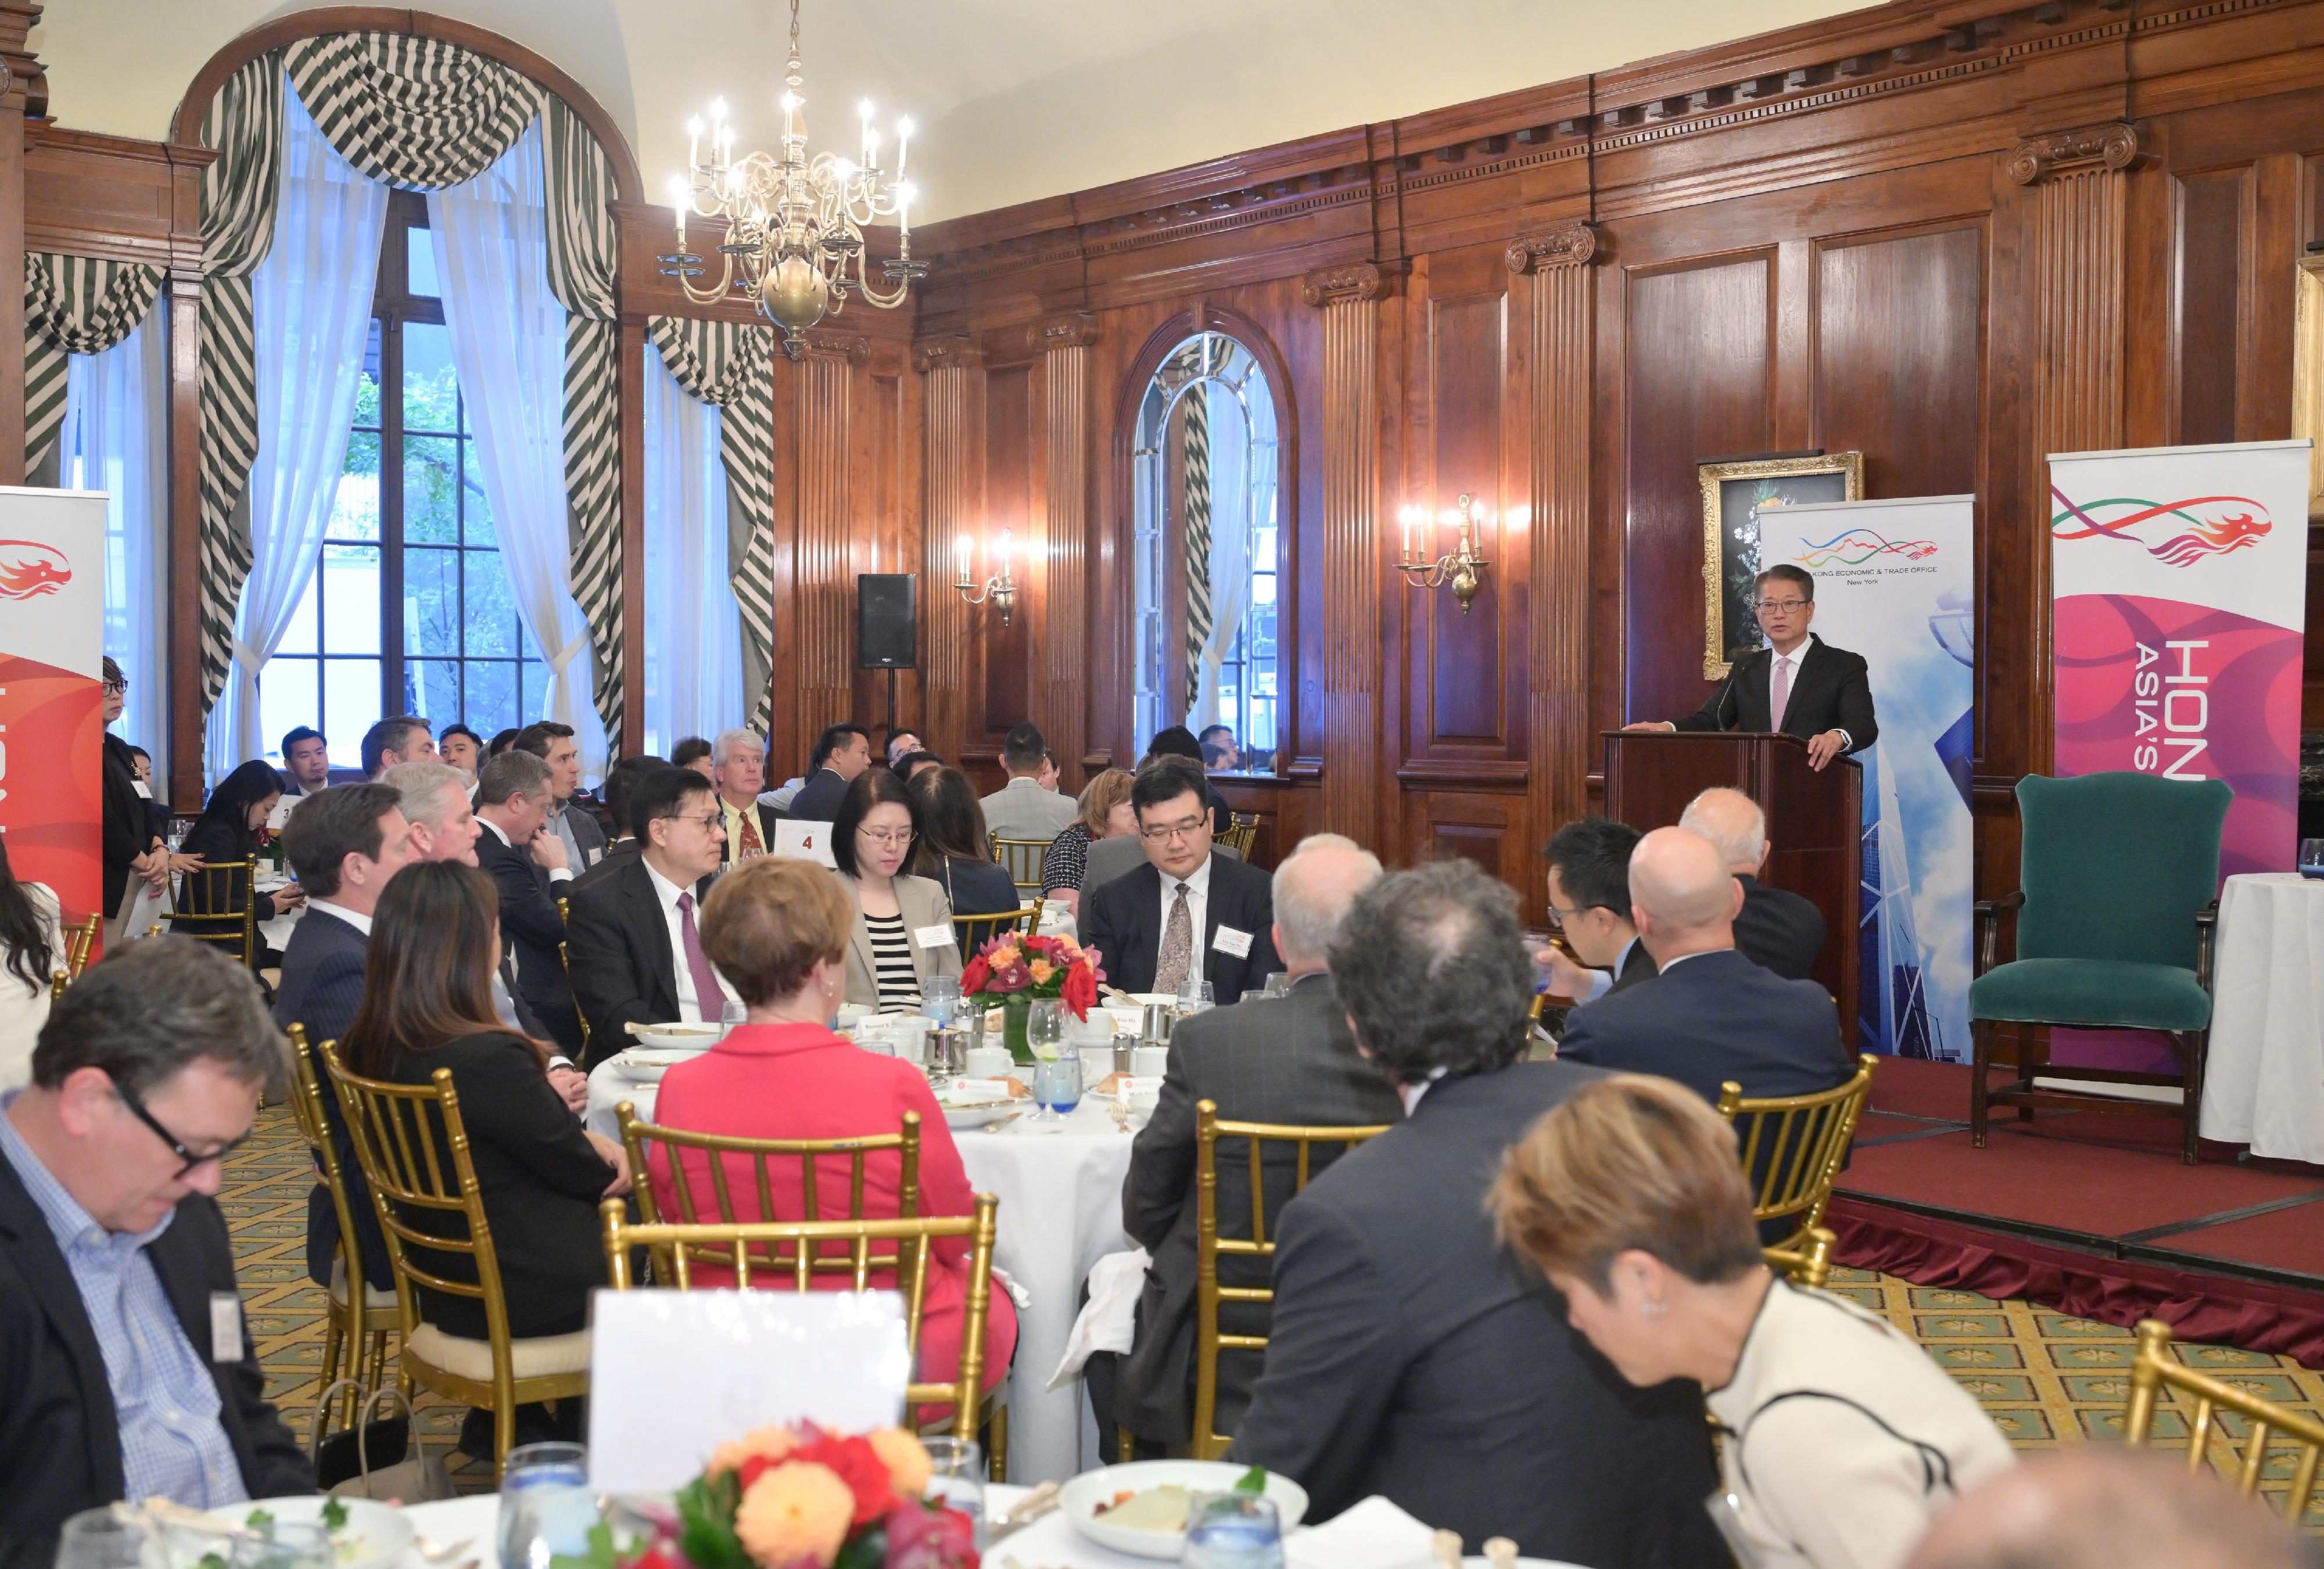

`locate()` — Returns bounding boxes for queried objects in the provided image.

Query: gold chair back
[1717,1054,1876,1248]
[616,1105,922,1284]
[988,834,1050,897]
[49,969,67,1003]
[162,857,260,966]
[1192,1098,1393,1459]
[555,896,589,1054]
[954,905,1039,956]
[2124,1317,2324,1521]
[285,1026,399,1431]
[1215,813,1260,859]
[599,1195,999,1450]
[62,913,101,977]
[319,1040,589,1473]
[1762,1225,1836,1290]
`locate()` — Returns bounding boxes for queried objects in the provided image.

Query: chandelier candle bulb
[955,534,971,582]
[897,118,911,179]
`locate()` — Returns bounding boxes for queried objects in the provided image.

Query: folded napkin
[1285,1497,1443,1569]
[1047,1247,1151,1390]
[992,1266,1032,1312]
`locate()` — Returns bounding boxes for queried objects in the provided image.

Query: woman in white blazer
[830,769,962,1011]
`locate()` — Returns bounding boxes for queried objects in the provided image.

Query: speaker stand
[884,667,899,755]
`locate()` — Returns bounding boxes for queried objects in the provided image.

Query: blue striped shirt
[0,1094,248,1507]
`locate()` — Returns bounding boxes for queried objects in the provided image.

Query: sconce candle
[1394,493,1494,615]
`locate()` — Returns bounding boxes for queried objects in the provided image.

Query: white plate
[1062,1460,1310,1560]
[206,1496,414,1569]
[635,1023,722,1050]
[940,1097,1018,1129]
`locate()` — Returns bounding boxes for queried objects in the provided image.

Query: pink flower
[883,1499,980,1569]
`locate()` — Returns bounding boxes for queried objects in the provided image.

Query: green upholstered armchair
[1970,771,2229,1165]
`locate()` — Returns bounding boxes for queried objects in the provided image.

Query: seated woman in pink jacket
[646,854,1016,1428]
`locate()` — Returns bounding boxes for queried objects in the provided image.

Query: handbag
[309,1378,455,1502]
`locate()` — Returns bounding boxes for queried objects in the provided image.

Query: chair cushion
[327,1258,398,1313]
[406,1322,591,1382]
[1969,958,2212,1032]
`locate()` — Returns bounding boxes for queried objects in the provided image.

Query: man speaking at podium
[1623,563,1876,771]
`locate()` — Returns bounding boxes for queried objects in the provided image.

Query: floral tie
[1154,881,1193,995]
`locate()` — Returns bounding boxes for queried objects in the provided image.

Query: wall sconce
[953,528,1016,626]
[1395,493,1493,615]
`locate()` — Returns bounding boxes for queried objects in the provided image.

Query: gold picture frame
[1699,451,1865,679]
[2293,256,2324,522]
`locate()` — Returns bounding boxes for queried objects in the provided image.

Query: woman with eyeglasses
[831,768,962,1013]
[177,758,306,968]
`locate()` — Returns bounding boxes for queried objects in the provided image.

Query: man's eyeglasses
[1753,598,1809,615]
[117,1082,249,1180]
[1140,817,1210,843]
[858,828,914,847]
[1543,902,1610,933]
[664,812,725,832]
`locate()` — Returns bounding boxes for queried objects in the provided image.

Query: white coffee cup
[964,1045,1014,1080]
[1132,1044,1170,1078]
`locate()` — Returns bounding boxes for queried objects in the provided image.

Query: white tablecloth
[585,1058,1136,1485]
[2199,873,2324,1163]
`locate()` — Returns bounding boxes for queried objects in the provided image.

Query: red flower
[883,1500,980,1569]
[1061,959,1097,1020]
[789,1429,899,1531]
[960,953,991,996]
[626,1548,679,1569]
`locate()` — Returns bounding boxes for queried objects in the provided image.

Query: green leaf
[1233,1466,1267,1494]
[199,1552,229,1569]
[321,1499,348,1534]
[831,1527,887,1569]
[675,1474,750,1569]
[547,1522,620,1569]
[245,1511,276,1531]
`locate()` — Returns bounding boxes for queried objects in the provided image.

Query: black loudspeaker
[857,574,918,669]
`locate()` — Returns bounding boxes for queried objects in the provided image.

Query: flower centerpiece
[959,932,1104,1064]
[553,1425,977,1569]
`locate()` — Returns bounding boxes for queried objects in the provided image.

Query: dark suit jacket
[476,824,584,1056]
[376,1031,614,1338]
[546,799,609,871]
[570,839,641,894]
[1605,936,1658,996]
[788,767,852,823]
[1229,1062,1725,1566]
[1558,947,1850,1108]
[718,801,790,868]
[1118,974,1404,1444]
[0,1158,310,1569]
[565,858,684,1069]
[1734,873,1826,983]
[1081,854,1282,1000]
[101,734,149,920]
[270,907,392,1291]
[1672,633,1877,751]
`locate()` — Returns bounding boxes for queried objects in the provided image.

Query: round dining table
[584,1055,1138,1484]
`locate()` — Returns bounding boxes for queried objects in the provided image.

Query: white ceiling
[35,0,1863,223]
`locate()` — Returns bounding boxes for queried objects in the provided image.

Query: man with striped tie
[711,728,786,869]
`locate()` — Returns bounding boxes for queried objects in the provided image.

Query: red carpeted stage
[1829,1060,2324,1367]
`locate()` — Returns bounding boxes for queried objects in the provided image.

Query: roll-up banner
[1763,495,1977,1061]
[0,488,110,944]
[2048,439,2311,1072]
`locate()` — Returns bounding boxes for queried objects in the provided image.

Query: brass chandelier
[661,0,926,357]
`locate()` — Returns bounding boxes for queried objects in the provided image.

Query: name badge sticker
[210,1291,243,1363]
[914,924,955,949]
[1212,925,1254,958]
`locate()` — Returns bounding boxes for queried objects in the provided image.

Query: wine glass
[499,1441,600,1569]
[53,1509,163,1569]
[1027,997,1067,1060]
[1177,979,1215,1017]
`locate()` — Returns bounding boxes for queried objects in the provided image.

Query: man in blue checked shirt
[0,936,309,1568]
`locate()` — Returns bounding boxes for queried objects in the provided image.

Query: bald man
[1679,787,1826,981]
[1557,825,1849,1110]
[1908,1446,2308,1569]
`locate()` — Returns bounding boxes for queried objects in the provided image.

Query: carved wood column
[1303,263,1387,844]
[1027,312,1096,787]
[2009,123,2139,775]
[1509,223,1597,843]
[164,145,207,805]
[0,5,43,485]
[795,329,867,750]
[914,335,981,766]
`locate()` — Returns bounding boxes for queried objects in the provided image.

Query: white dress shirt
[479,816,572,882]
[1156,852,1215,985]
[1768,638,1850,749]
[303,898,371,936]
[643,857,740,1022]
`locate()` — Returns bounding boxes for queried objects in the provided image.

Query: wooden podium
[1601,730,1862,1035]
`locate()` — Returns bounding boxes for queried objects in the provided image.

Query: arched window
[1130,332,1280,770]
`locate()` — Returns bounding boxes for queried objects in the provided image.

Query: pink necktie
[1770,655,1792,731]
[676,891,725,1021]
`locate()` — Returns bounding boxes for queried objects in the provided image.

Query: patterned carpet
[223,1105,2324,1517]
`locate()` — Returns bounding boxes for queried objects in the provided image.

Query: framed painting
[1699,451,1864,678]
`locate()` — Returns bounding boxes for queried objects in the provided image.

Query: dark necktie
[675,891,725,1022]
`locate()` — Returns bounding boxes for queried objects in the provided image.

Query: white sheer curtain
[206,87,388,777]
[641,342,743,755]
[67,303,170,791]
[1192,384,1252,730]
[429,121,608,772]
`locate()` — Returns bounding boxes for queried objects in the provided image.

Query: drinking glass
[499,1441,600,1569]
[2300,839,2324,880]
[1263,972,1294,999]
[1241,990,1269,1006]
[1026,997,1067,1061]
[920,1437,987,1549]
[925,975,962,1028]
[720,998,749,1039]
[1032,1051,1084,1122]
[1177,980,1215,1017]
[232,1523,331,1569]
[1182,1493,1284,1569]
[53,1509,163,1569]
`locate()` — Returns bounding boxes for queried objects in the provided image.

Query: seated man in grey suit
[1532,815,1655,1008]
[980,720,1079,844]
[1679,787,1826,983]
[1230,860,1726,1566]
[1098,834,1404,1452]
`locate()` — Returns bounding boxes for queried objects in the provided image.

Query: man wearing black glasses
[0,937,309,1563]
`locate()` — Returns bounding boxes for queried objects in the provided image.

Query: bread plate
[203,1496,414,1569]
[633,1022,722,1051]
[1060,1460,1308,1560]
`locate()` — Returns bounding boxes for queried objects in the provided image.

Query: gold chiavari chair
[1717,1055,1876,1251]
[1762,1225,1835,1290]
[162,857,260,967]
[49,970,67,1003]
[62,913,101,977]
[615,1107,1012,1478]
[320,1042,591,1477]
[555,896,589,1055]
[1215,813,1260,859]
[599,1195,1002,1466]
[285,1026,403,1432]
[2124,1317,2324,1521]
[1182,1098,1393,1460]
[988,834,1050,899]
[954,905,1039,958]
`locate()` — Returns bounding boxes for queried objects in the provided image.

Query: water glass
[1263,972,1294,999]
[720,998,749,1039]
[1027,997,1067,1060]
[1241,989,1269,1006]
[499,1441,600,1569]
[1177,980,1216,1017]
[53,1509,164,1569]
[1182,1493,1285,1569]
[924,975,962,1028]
[920,1437,987,1549]
[1032,1051,1084,1122]
[2300,839,2324,880]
